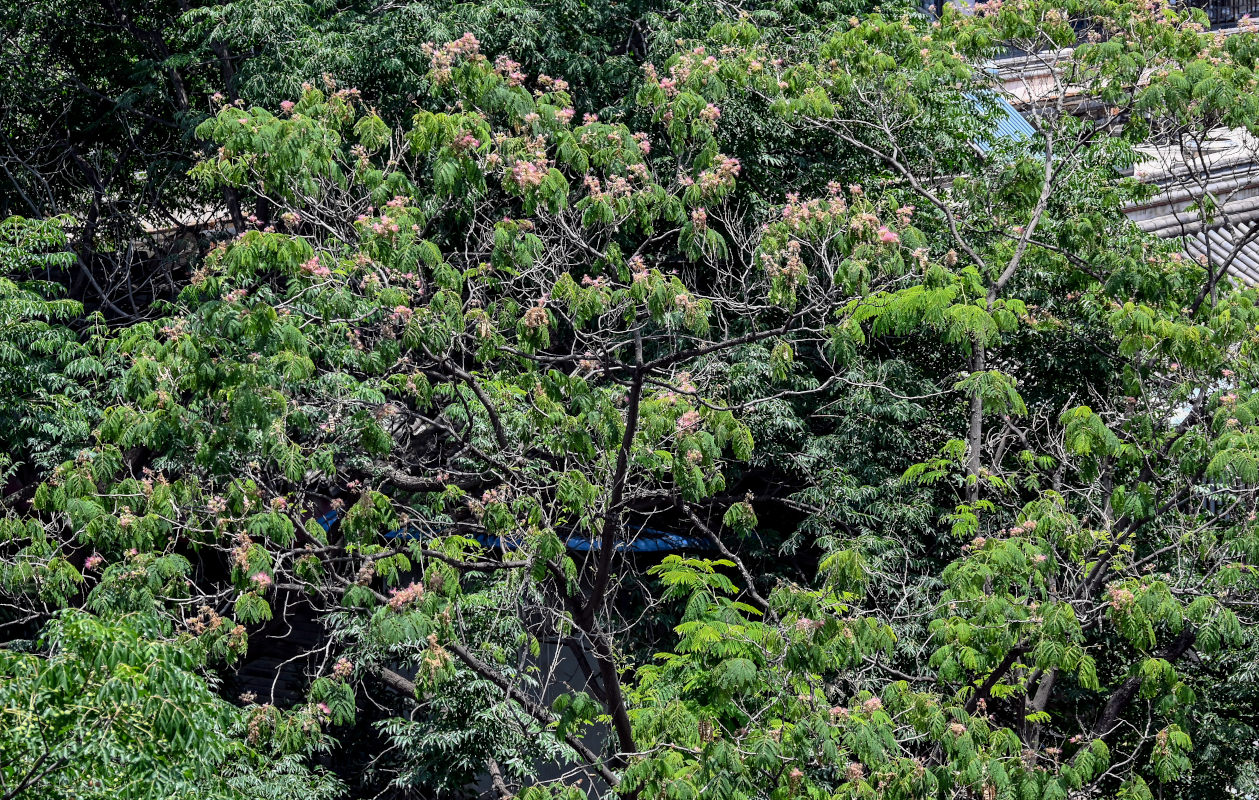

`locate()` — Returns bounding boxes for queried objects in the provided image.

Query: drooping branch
[1092,626,1197,739]
[375,652,622,790]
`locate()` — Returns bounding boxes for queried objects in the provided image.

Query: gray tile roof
[1177,222,1259,286]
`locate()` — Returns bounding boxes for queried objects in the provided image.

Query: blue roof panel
[972,93,1036,153]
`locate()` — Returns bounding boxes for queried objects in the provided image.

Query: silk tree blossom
[511,159,547,189]
[696,155,740,195]
[584,176,607,202]
[605,176,633,197]
[690,207,708,231]
[630,255,650,284]
[388,582,425,611]
[493,54,526,86]
[676,410,703,433]
[578,352,601,371]
[1107,585,1136,611]
[536,74,569,92]
[422,32,484,83]
[391,306,413,323]
[301,257,332,278]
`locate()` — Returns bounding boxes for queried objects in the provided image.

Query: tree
[2,0,1259,797]
[0,608,342,799]
[0,216,106,477]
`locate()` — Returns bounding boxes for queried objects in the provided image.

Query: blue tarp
[313,508,711,552]
[471,527,710,553]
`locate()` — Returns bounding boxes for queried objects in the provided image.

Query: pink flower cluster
[536,74,569,93]
[493,54,526,87]
[1107,585,1136,612]
[779,191,847,231]
[690,207,708,232]
[388,581,425,611]
[641,47,720,100]
[391,305,413,324]
[453,133,480,152]
[375,220,401,237]
[511,159,547,189]
[629,255,649,284]
[422,33,483,83]
[763,239,806,284]
[1009,519,1038,535]
[676,410,703,433]
[506,136,551,191]
[696,155,740,196]
[301,257,332,279]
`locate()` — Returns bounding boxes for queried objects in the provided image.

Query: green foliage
[0,610,341,799]
[0,217,103,471]
[5,0,1259,797]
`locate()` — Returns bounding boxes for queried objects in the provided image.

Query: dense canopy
[2,0,1259,798]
